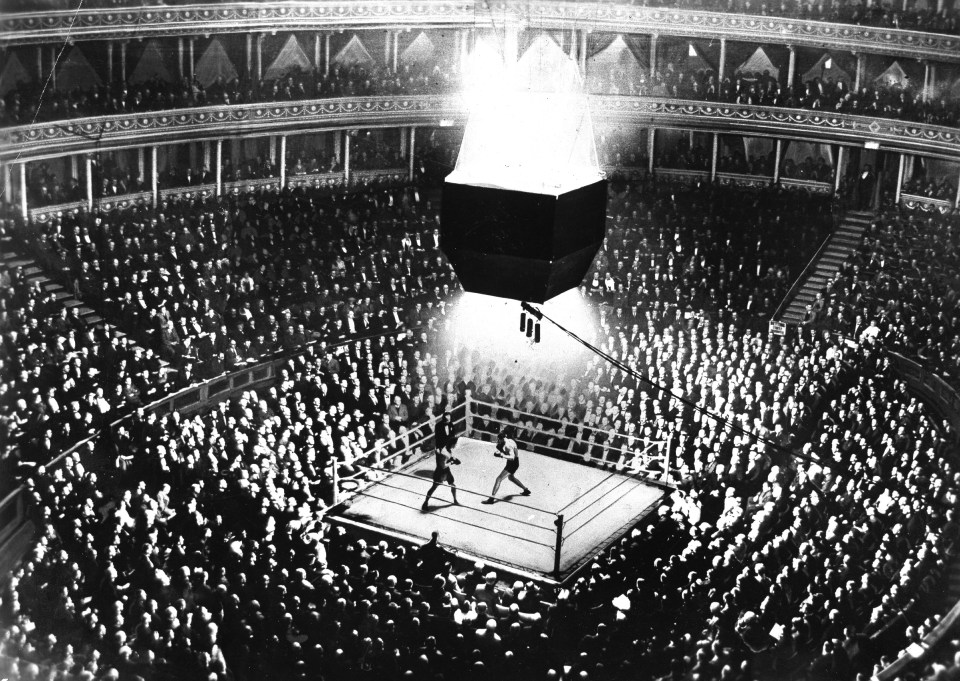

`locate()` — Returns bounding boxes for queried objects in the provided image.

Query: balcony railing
[2,1,959,63]
[5,96,960,166]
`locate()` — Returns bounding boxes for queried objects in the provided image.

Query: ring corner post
[553,514,564,578]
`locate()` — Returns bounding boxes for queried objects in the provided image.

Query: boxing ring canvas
[329,437,665,583]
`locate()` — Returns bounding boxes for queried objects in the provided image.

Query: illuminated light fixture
[441,34,608,304]
[688,43,698,57]
[824,58,833,69]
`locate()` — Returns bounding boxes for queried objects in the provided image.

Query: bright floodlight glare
[441,290,598,374]
[449,35,603,196]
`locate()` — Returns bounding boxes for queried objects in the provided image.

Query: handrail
[770,228,836,322]
[6,96,960,166]
[3,1,959,63]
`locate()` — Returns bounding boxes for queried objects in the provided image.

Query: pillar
[408,127,416,180]
[256,35,263,82]
[121,42,128,81]
[36,46,43,80]
[215,139,223,195]
[85,156,93,210]
[1,164,11,208]
[393,30,400,73]
[268,136,277,168]
[280,135,287,188]
[650,35,658,78]
[854,54,864,92]
[314,34,321,70]
[188,38,195,81]
[568,29,577,61]
[710,133,718,181]
[50,46,57,88]
[324,33,331,76]
[648,129,655,173]
[151,146,158,206]
[343,132,351,183]
[384,29,392,66]
[400,126,408,157]
[895,153,905,203]
[70,155,79,184]
[137,148,145,187]
[107,42,115,82]
[188,143,198,173]
[333,130,342,163]
[202,141,211,173]
[787,47,796,88]
[579,29,587,76]
[773,140,782,182]
[178,38,185,79]
[504,24,519,67]
[718,38,726,84]
[835,146,846,192]
[246,34,253,79]
[19,163,27,221]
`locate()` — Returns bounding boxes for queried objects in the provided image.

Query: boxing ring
[326,400,679,583]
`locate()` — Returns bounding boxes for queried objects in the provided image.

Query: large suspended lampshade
[441,35,608,304]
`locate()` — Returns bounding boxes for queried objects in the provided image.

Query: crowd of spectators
[589,66,960,127]
[6,0,959,34]
[0,62,454,126]
[901,175,958,200]
[1,174,957,679]
[19,183,453,390]
[805,207,960,386]
[4,44,959,130]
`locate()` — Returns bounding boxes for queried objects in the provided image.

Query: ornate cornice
[3,95,959,163]
[2,1,959,63]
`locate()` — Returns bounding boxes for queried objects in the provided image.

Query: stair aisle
[780,210,873,326]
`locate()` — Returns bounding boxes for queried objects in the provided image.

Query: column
[202,141,211,174]
[137,148,145,187]
[408,126,416,180]
[895,153,905,203]
[107,42,115,82]
[854,54,864,92]
[50,46,57,88]
[280,135,287,188]
[178,38,185,79]
[835,146,846,192]
[70,155,79,184]
[400,126,408,157]
[19,163,28,222]
[787,47,796,88]
[246,34,253,79]
[579,29,587,76]
[333,130,342,163]
[650,35,658,78]
[1,164,11,208]
[268,136,277,168]
[384,29,392,66]
[343,132,351,183]
[648,129,655,173]
[710,133,718,181]
[568,29,577,61]
[151,146,159,206]
[85,156,93,210]
[36,46,43,80]
[773,140,782,182]
[188,38,195,81]
[256,35,263,82]
[314,34,321,70]
[718,38,726,84]
[188,143,198,172]
[504,23,519,66]
[324,33,331,76]
[121,42,128,81]
[215,139,223,196]
[393,30,400,72]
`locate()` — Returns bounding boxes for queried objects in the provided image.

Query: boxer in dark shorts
[422,411,460,511]
[482,429,531,504]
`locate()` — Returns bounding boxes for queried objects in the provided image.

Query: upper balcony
[3,0,960,63]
